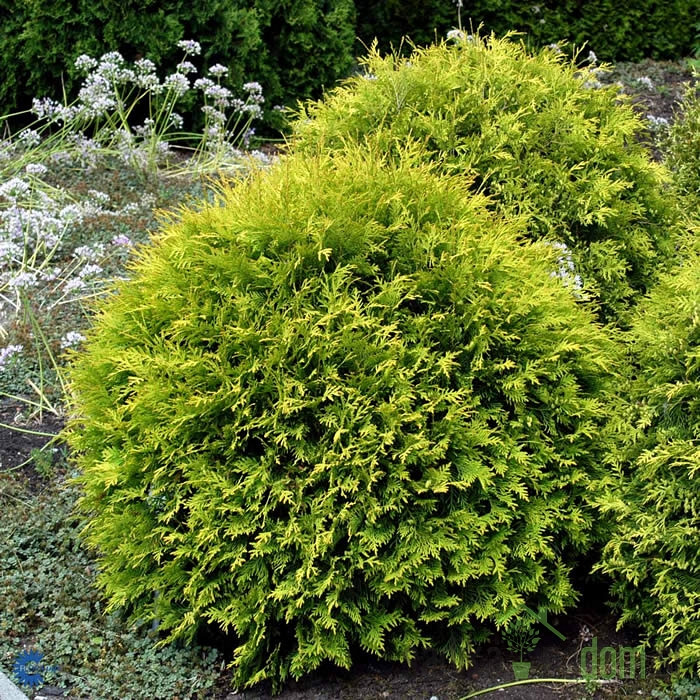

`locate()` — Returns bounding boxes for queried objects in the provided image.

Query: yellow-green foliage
[292,35,682,326]
[665,83,700,207]
[598,240,700,676]
[67,147,620,689]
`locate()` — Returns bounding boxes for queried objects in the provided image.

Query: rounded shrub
[67,147,620,689]
[292,35,683,326]
[597,241,700,677]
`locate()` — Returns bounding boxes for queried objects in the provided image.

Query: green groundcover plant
[597,239,700,677]
[66,146,621,689]
[292,34,684,326]
[0,473,222,699]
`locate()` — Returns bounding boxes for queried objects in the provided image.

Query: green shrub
[292,35,683,326]
[665,83,700,206]
[597,241,700,677]
[0,0,355,128]
[66,146,621,689]
[354,0,697,62]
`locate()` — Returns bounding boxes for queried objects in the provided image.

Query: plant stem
[459,677,615,699]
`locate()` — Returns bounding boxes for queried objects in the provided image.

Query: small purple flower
[177,39,202,56]
[60,331,86,349]
[0,344,23,367]
[111,234,132,247]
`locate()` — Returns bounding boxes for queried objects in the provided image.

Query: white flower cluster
[647,114,669,129]
[0,343,23,367]
[60,331,86,349]
[31,97,66,121]
[177,61,197,75]
[18,129,41,147]
[0,178,31,201]
[25,163,48,176]
[73,243,106,262]
[77,72,118,119]
[176,39,201,56]
[164,72,190,98]
[208,63,228,78]
[547,241,583,291]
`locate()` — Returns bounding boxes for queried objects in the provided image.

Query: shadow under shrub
[66,147,621,690]
[597,240,700,678]
[292,35,684,326]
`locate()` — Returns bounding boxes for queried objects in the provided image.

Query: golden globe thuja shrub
[292,34,684,326]
[597,239,700,677]
[67,147,621,689]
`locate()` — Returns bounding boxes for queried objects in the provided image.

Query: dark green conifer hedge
[0,0,355,124]
[67,147,621,688]
[354,0,697,62]
[292,35,684,326]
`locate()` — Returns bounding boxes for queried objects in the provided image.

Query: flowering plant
[0,42,272,417]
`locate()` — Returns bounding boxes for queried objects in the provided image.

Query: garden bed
[0,56,697,699]
[0,413,674,699]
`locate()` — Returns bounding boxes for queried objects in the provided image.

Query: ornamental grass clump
[292,34,683,326]
[67,147,620,689]
[597,240,700,677]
